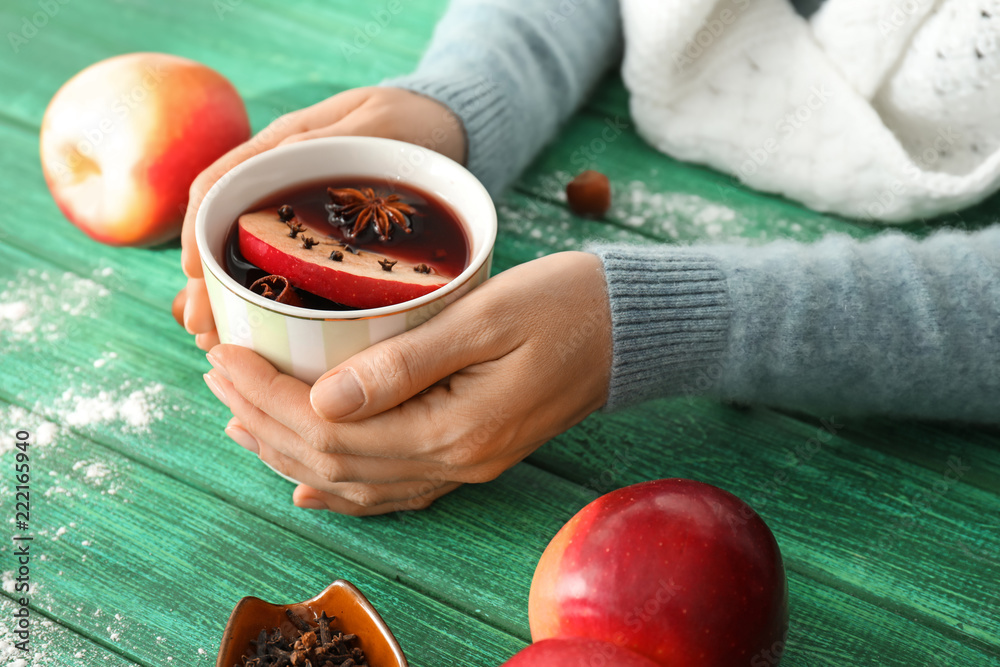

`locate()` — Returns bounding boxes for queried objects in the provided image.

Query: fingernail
[206,351,231,381]
[297,499,328,511]
[203,372,229,407]
[183,298,202,335]
[312,369,365,421]
[225,424,259,455]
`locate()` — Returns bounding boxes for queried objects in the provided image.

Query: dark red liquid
[223,177,470,311]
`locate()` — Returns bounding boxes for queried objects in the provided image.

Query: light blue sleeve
[382,0,623,195]
[589,225,1000,423]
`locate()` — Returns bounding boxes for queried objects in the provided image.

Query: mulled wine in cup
[195,136,496,386]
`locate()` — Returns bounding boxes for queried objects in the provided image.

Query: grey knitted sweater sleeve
[382,0,1000,423]
[382,0,623,197]
[589,230,1000,422]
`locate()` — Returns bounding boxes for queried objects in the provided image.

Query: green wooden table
[1,1,999,665]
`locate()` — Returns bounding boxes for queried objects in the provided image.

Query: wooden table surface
[1,1,999,665]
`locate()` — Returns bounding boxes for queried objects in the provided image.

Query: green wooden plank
[4,380,1000,667]
[0,399,525,666]
[4,392,999,667]
[797,414,1000,496]
[783,569,1000,666]
[0,596,140,666]
[0,0,446,128]
[3,199,1000,663]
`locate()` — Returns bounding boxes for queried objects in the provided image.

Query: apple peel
[238,208,450,309]
[501,639,662,667]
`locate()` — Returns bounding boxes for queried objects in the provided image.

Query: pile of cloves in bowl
[237,609,368,667]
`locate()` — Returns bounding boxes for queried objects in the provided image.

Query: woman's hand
[201,252,612,516]
[174,87,467,349]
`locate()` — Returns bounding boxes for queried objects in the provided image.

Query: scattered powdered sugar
[0,269,110,348]
[34,422,58,446]
[105,612,130,643]
[0,301,29,322]
[499,171,755,252]
[85,463,110,481]
[0,407,60,454]
[0,610,54,666]
[3,594,115,666]
[1,349,171,449]
[0,406,31,453]
[70,460,116,490]
[118,385,165,429]
[609,180,744,241]
[0,631,26,667]
[0,356,166,511]
[496,199,637,254]
[43,486,71,499]
[1,570,36,596]
[92,352,117,369]
[50,382,165,433]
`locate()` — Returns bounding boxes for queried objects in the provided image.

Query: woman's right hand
[173,86,468,350]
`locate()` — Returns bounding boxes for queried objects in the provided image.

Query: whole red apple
[40,52,250,246]
[529,479,788,667]
[501,638,662,667]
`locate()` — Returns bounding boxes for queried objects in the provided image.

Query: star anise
[327,187,418,241]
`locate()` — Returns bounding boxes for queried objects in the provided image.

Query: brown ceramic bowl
[216,580,408,667]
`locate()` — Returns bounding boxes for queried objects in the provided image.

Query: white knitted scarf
[621,0,1000,222]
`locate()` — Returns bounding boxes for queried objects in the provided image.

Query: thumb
[309,307,495,423]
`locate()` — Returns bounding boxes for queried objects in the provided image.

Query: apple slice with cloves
[238,207,451,309]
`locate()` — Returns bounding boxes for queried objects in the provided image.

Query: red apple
[40,52,250,246]
[529,479,788,667]
[501,638,662,667]
[238,207,450,309]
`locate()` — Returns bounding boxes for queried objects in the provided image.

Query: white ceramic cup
[195,136,496,385]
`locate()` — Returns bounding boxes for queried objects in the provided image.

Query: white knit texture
[621,0,1000,222]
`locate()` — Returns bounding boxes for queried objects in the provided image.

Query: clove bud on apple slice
[238,207,451,309]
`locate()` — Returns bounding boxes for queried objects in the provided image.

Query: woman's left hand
[201,251,612,516]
